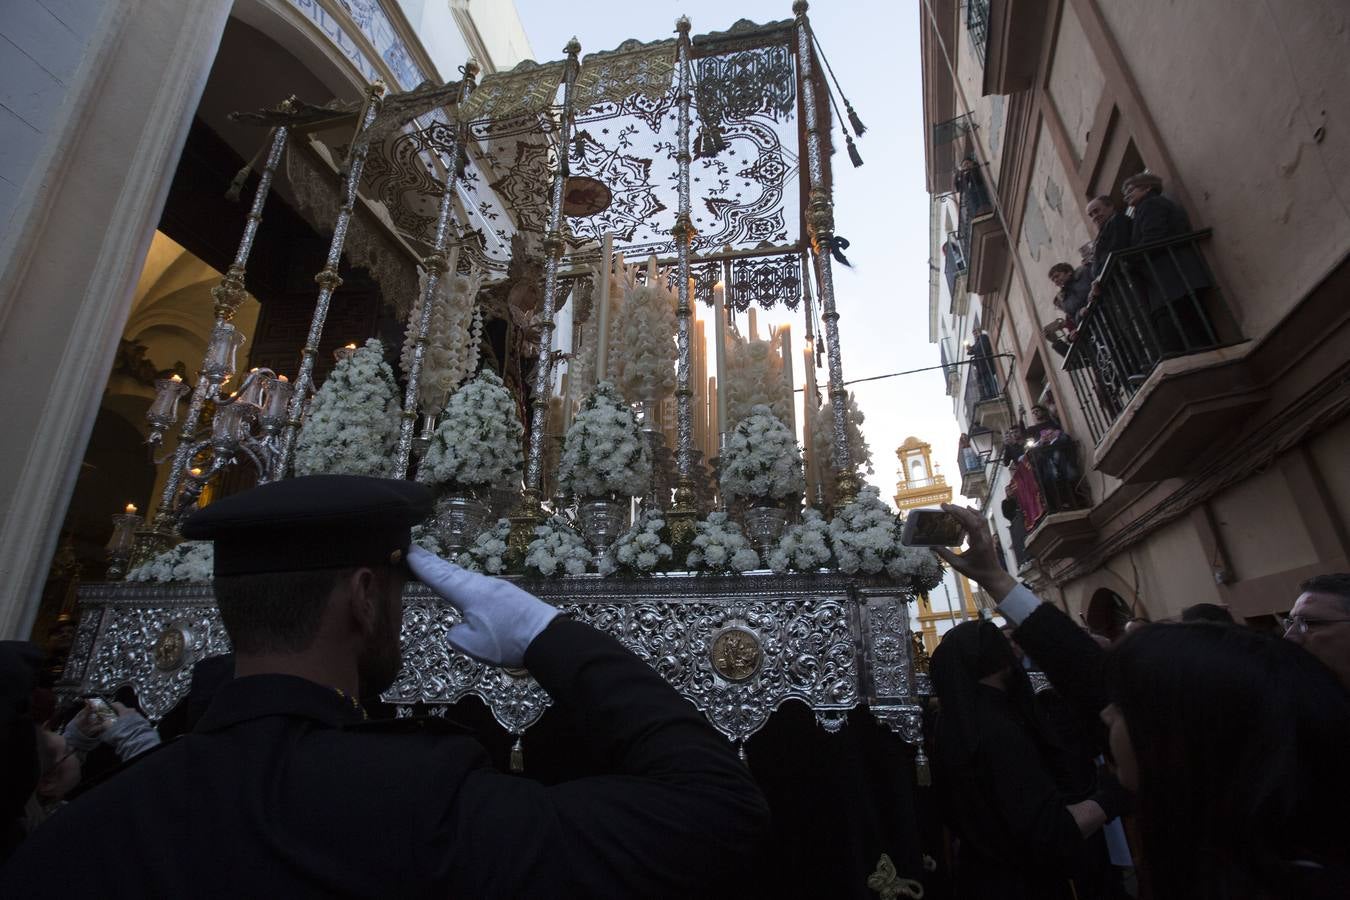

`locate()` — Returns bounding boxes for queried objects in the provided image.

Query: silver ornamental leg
[795,3,857,506]
[273,82,388,481]
[393,64,480,479]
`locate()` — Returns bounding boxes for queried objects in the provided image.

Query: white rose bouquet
[524,515,591,578]
[455,518,511,575]
[126,541,213,583]
[417,371,523,493]
[720,405,804,502]
[293,338,400,477]
[558,382,652,499]
[599,507,673,576]
[685,512,760,574]
[401,268,484,414]
[810,392,874,507]
[768,508,832,573]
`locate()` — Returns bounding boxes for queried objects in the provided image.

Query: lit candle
[277,374,289,383]
[190,467,203,477]
[170,373,182,383]
[125,503,137,515]
[713,281,728,440]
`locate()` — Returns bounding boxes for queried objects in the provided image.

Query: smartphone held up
[900,508,967,547]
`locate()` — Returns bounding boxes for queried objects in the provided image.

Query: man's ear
[344,567,380,637]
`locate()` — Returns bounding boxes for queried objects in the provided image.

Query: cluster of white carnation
[611,268,678,403]
[125,541,214,583]
[455,518,511,575]
[809,392,874,506]
[410,523,442,556]
[724,328,792,426]
[558,382,652,499]
[401,268,483,414]
[768,508,832,574]
[567,267,624,404]
[293,339,400,477]
[524,515,591,578]
[417,371,523,492]
[826,486,945,589]
[720,405,804,502]
[599,507,673,576]
[685,512,760,574]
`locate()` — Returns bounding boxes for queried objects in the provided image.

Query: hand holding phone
[900,508,967,547]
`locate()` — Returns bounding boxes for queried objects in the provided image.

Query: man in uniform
[2,475,769,896]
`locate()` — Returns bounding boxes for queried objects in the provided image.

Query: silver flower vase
[742,503,787,560]
[435,488,491,556]
[578,497,631,565]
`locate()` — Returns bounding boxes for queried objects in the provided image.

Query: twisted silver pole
[273,81,388,480]
[669,16,700,538]
[794,1,857,506]
[393,64,479,479]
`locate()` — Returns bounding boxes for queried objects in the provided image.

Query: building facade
[921,0,1350,627]
[0,0,532,639]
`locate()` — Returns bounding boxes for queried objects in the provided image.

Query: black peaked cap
[181,475,433,577]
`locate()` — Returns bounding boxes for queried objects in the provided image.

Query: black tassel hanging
[224,165,250,203]
[846,102,866,137]
[845,133,864,168]
[828,235,853,267]
[815,337,825,366]
[510,736,524,773]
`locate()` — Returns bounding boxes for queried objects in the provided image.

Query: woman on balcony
[1025,406,1081,514]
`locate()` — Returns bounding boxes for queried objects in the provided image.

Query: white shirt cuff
[998,584,1043,626]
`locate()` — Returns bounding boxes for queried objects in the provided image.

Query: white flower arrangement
[401,268,484,414]
[685,512,760,574]
[411,524,442,556]
[809,392,874,507]
[524,515,591,578]
[720,405,804,502]
[599,507,673,576]
[768,508,833,574]
[887,538,945,593]
[293,339,400,477]
[724,328,793,427]
[611,268,678,403]
[828,485,901,576]
[454,518,511,575]
[417,371,523,492]
[126,541,214,583]
[558,382,652,499]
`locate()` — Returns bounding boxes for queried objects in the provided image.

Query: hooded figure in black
[931,620,1106,900]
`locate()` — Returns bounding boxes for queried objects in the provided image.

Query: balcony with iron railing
[957,445,989,502]
[1005,431,1096,563]
[954,167,1008,295]
[944,236,969,316]
[962,358,1012,435]
[1060,229,1260,483]
[966,0,990,65]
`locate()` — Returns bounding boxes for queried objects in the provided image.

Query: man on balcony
[1120,172,1214,355]
[1085,196,1132,280]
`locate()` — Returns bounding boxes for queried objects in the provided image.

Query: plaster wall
[1096,0,1350,337]
[952,10,1006,182]
[1015,118,1092,329]
[1308,417,1350,536]
[1209,465,1318,584]
[1045,1,1103,164]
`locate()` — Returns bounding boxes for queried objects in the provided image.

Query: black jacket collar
[193,674,365,733]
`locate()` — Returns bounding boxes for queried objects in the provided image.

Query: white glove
[407,546,559,668]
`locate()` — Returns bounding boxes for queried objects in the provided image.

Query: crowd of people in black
[3,477,1348,898]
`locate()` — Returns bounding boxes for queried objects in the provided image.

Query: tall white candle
[595,233,614,382]
[780,324,795,434]
[748,306,758,342]
[713,281,728,440]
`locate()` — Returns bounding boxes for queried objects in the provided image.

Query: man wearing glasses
[1283,573,1350,691]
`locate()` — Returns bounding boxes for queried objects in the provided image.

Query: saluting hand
[407,546,559,668]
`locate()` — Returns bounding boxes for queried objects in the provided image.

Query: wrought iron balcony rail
[963,358,1004,431]
[967,0,991,65]
[1006,434,1088,533]
[1061,229,1225,444]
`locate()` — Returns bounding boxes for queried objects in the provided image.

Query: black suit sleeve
[441,617,770,897]
[980,710,1085,869]
[1012,604,1109,729]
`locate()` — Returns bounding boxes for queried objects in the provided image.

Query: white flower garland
[685,512,760,574]
[401,268,484,414]
[558,382,652,499]
[599,507,673,576]
[611,272,678,403]
[417,371,523,492]
[524,515,591,578]
[293,339,400,477]
[720,405,804,502]
[768,508,833,574]
[454,518,511,575]
[126,541,214,583]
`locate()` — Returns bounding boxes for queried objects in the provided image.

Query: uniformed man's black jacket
[1,618,770,897]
